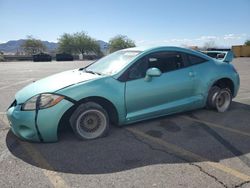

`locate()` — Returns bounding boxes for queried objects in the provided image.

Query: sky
[0,0,250,47]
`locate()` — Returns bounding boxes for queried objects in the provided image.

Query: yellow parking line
[181,116,250,137]
[20,142,69,188]
[207,162,250,181]
[126,127,250,181]
[1,118,68,187]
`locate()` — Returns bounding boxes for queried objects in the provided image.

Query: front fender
[37,99,74,142]
[56,77,126,125]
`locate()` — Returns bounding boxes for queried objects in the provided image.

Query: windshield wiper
[84,69,102,75]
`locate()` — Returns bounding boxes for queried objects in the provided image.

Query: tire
[207,86,221,109]
[70,102,109,140]
[214,88,232,112]
[207,86,232,112]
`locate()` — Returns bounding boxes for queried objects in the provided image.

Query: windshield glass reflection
[85,50,141,75]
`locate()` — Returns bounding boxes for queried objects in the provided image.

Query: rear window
[205,52,225,60]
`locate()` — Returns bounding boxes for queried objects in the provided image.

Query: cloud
[135,33,249,47]
[169,38,192,43]
[223,34,243,40]
[196,35,218,41]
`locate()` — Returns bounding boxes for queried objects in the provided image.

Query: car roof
[113,46,214,80]
[122,46,212,60]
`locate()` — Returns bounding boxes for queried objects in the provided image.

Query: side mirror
[145,67,162,81]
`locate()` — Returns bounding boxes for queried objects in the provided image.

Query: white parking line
[0,78,33,90]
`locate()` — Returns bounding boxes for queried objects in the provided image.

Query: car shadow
[6,101,250,174]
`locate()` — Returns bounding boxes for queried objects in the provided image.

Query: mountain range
[0,39,109,54]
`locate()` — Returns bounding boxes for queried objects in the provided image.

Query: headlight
[22,94,64,111]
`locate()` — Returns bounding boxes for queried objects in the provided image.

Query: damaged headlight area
[21,94,64,111]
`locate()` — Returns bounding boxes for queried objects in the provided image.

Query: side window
[147,52,184,73]
[188,54,207,65]
[128,57,148,80]
[126,51,188,81]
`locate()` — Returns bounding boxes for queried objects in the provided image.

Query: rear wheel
[207,86,232,112]
[214,88,232,112]
[70,102,109,140]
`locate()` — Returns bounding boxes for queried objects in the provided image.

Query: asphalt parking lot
[0,58,250,188]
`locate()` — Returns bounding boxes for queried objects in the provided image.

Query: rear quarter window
[188,54,207,65]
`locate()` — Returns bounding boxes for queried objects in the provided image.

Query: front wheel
[70,102,109,140]
[207,87,232,112]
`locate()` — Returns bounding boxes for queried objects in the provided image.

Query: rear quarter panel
[191,60,239,106]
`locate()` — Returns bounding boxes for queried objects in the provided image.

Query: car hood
[15,69,101,104]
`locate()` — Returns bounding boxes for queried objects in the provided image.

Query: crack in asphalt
[125,129,228,188]
[124,129,188,162]
[189,163,228,188]
[234,181,250,188]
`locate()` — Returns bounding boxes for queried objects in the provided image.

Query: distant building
[232,45,250,57]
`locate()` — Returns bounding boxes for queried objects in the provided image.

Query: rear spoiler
[201,50,234,63]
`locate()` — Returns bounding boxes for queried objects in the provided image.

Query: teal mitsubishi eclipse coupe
[7,46,240,142]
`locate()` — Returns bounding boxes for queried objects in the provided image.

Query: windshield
[85,50,141,75]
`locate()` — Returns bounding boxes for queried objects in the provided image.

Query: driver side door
[125,51,195,123]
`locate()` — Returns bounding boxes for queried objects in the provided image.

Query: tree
[73,32,101,56]
[0,51,4,62]
[21,36,47,55]
[58,32,101,56]
[58,33,75,54]
[203,40,217,50]
[245,40,250,46]
[109,35,136,53]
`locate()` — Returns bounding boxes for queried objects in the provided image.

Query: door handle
[189,72,195,77]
